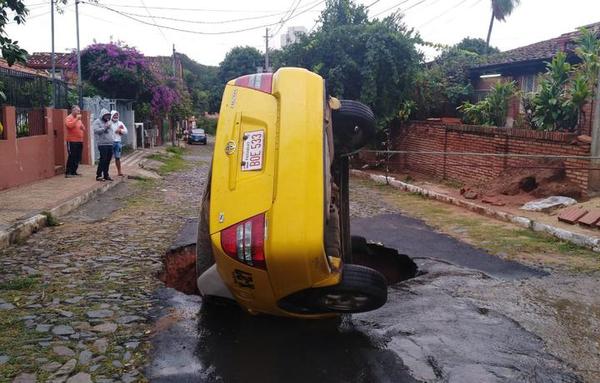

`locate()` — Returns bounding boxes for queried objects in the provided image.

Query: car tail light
[233,73,273,94]
[221,214,266,269]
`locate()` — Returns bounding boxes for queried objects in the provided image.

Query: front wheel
[315,265,387,313]
[277,265,388,314]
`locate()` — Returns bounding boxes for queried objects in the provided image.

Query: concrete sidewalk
[0,148,156,249]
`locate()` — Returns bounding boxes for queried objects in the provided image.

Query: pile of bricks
[558,207,600,228]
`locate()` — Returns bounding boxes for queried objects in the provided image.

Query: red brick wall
[387,121,591,194]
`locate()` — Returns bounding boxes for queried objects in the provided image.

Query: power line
[99,0,322,26]
[418,0,471,28]
[139,0,169,45]
[273,0,303,36]
[371,0,419,18]
[83,0,326,36]
[95,2,318,14]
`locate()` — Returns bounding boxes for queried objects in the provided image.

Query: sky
[5,0,600,67]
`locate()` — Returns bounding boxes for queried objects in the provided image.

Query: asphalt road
[146,211,580,382]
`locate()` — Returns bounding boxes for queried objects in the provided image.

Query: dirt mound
[485,160,582,200]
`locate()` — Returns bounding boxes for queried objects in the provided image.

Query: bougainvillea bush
[72,41,190,120]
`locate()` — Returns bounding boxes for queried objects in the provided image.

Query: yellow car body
[208,68,341,317]
[198,67,387,318]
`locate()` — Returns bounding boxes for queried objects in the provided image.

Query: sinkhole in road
[158,233,419,296]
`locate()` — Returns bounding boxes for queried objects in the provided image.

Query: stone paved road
[0,144,211,383]
[1,142,598,383]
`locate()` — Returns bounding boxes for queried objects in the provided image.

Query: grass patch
[41,211,59,227]
[0,276,38,291]
[146,148,189,176]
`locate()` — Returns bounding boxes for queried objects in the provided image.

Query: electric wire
[96,0,323,25]
[418,0,471,28]
[139,0,169,45]
[83,0,326,35]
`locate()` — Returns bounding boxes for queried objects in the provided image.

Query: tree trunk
[485,10,495,54]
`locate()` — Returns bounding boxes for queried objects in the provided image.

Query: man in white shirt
[110,110,128,177]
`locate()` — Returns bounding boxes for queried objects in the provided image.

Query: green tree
[275,0,421,126]
[0,0,29,65]
[485,0,520,52]
[218,46,263,84]
[413,39,495,118]
[179,53,221,113]
[455,37,499,55]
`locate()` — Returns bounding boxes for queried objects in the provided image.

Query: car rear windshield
[192,129,205,134]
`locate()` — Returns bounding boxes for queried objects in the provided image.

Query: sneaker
[104,177,114,181]
[65,174,73,178]
[96,177,104,181]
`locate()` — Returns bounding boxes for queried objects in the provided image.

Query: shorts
[113,141,123,159]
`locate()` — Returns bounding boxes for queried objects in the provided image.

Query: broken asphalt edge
[351,170,600,253]
[0,177,125,250]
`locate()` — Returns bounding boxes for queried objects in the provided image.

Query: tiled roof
[27,52,73,69]
[476,21,600,69]
[0,58,48,77]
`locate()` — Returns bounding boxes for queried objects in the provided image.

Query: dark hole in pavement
[159,231,418,297]
[351,236,419,284]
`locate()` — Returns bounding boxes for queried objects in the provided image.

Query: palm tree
[485,0,521,53]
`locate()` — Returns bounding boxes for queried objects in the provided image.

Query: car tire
[332,100,376,154]
[314,264,387,313]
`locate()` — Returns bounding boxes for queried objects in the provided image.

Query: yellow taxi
[196,67,386,318]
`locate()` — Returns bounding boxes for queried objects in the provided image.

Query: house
[469,22,600,134]
[26,52,77,85]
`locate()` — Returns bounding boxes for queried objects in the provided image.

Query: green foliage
[274,0,421,126]
[0,276,38,290]
[196,116,218,135]
[455,37,499,55]
[218,46,263,84]
[491,0,521,22]
[41,211,59,227]
[457,80,517,126]
[179,53,221,113]
[530,30,599,132]
[414,39,494,118]
[0,0,29,65]
[487,80,518,126]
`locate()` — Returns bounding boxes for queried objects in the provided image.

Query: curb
[0,177,124,250]
[351,170,600,253]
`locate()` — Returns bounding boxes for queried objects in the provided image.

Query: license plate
[242,130,264,171]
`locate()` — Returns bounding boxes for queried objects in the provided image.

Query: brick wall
[386,121,591,194]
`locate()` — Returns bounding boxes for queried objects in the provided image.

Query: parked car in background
[188,128,207,145]
[195,67,385,318]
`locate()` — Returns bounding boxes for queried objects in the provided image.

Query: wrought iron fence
[0,66,70,109]
[15,107,45,137]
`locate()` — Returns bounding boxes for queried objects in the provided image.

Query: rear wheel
[315,265,387,313]
[332,100,376,155]
[278,264,388,314]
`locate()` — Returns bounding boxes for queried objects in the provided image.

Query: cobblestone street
[0,145,211,383]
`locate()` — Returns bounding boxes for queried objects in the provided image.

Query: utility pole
[75,0,83,107]
[264,28,270,72]
[172,44,177,77]
[50,0,55,107]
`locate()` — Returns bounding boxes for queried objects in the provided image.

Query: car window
[192,129,205,134]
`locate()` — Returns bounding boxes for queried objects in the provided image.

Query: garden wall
[385,121,592,195]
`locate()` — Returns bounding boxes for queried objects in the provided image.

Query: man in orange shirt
[64,105,85,177]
